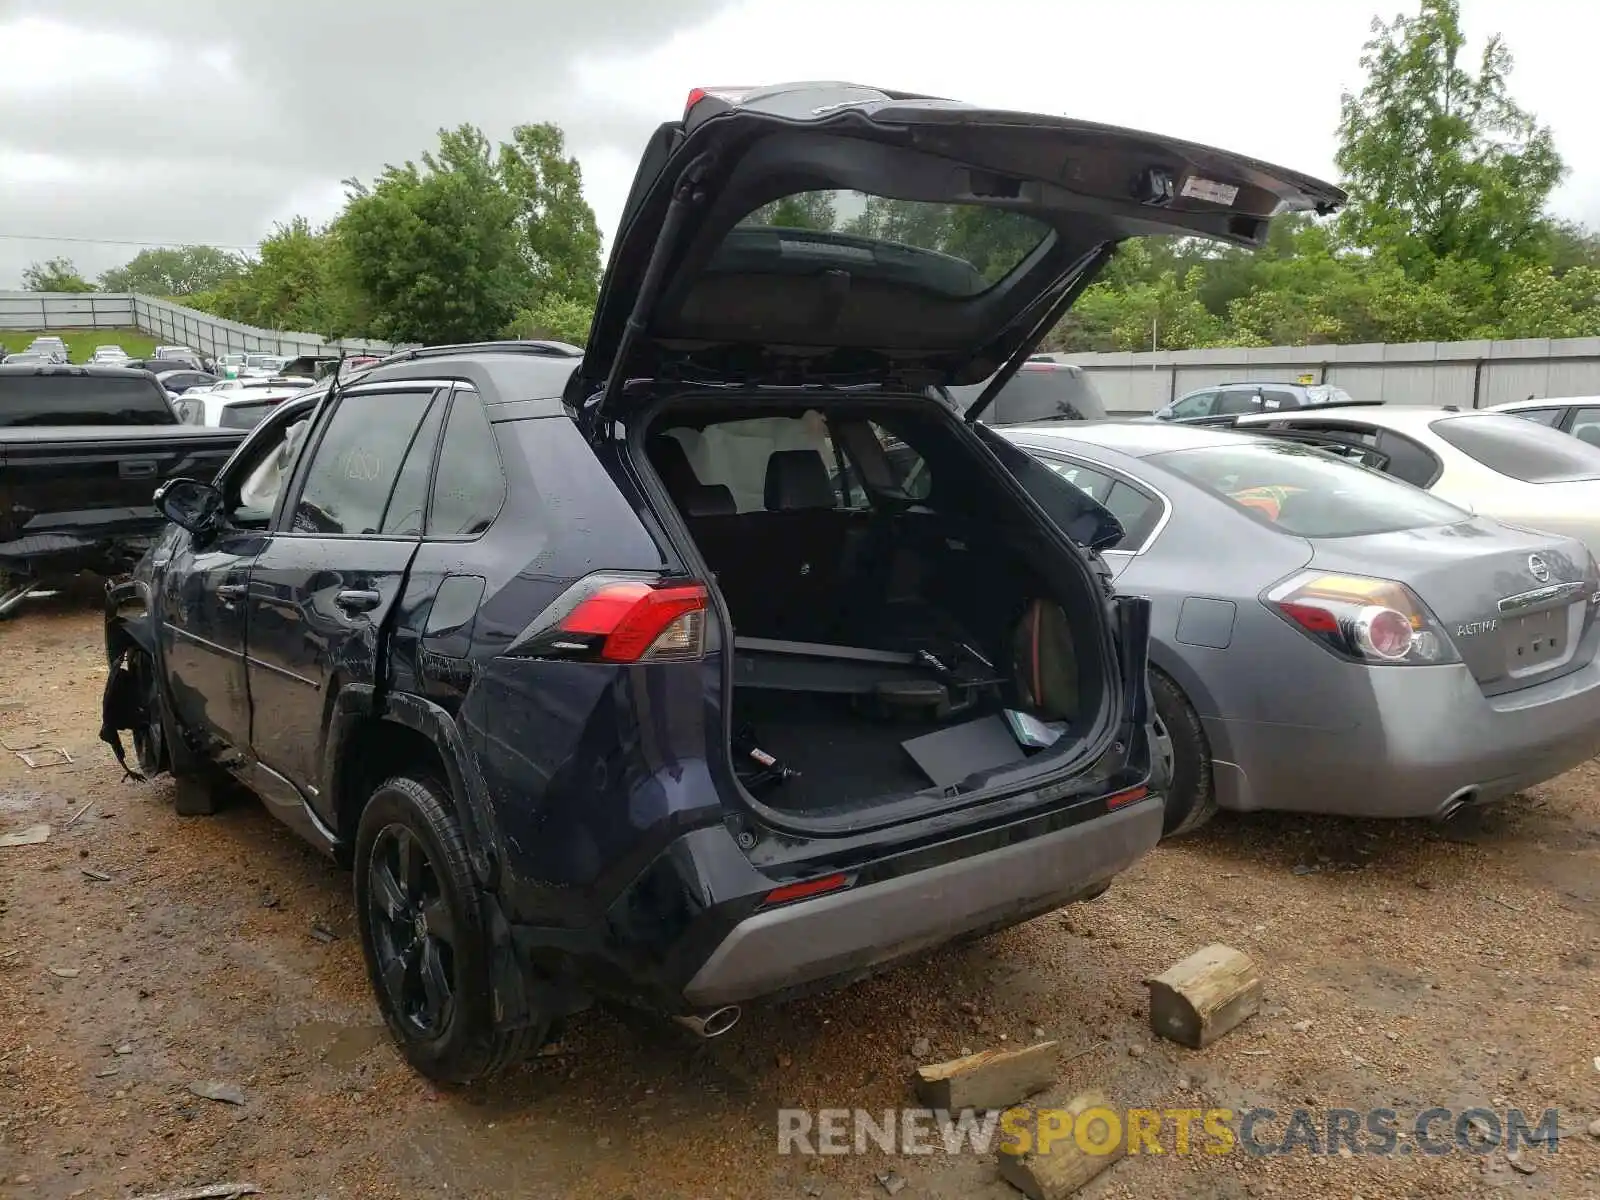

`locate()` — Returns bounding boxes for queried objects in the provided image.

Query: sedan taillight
[1263,571,1459,666]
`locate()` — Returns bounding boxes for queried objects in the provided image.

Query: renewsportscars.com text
[776,1106,1562,1158]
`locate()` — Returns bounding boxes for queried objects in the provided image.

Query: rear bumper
[1211,659,1600,819]
[685,797,1161,1006]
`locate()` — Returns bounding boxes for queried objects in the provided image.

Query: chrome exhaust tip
[673,1005,742,1038]
[1435,787,1478,823]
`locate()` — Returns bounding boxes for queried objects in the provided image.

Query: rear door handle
[335,589,382,614]
[216,584,247,601]
[120,459,158,480]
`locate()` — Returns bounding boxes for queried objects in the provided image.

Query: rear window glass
[0,375,173,426]
[952,366,1108,424]
[1430,412,1600,483]
[729,190,1051,298]
[1155,441,1468,537]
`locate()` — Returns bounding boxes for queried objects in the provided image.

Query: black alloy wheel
[365,823,459,1039]
[353,775,546,1083]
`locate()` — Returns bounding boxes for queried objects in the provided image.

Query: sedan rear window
[1155,440,1468,537]
[1429,412,1600,483]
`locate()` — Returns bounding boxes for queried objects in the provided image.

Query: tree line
[22,0,1600,353]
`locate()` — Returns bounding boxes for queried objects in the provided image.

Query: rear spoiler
[1240,425,1392,472]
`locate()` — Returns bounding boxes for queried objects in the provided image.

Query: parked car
[949,360,1108,425]
[241,353,287,378]
[91,345,129,364]
[2,352,51,366]
[1153,381,1361,425]
[173,377,319,429]
[26,337,70,363]
[1489,396,1600,445]
[100,80,1342,1083]
[1229,405,1600,558]
[152,369,220,397]
[0,364,244,616]
[1006,420,1600,828]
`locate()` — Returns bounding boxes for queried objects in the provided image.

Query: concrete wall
[0,291,394,359]
[1042,338,1600,415]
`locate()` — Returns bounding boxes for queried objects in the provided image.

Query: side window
[1570,407,1600,448]
[1215,390,1263,416]
[1374,430,1441,488]
[427,388,507,538]
[287,389,436,536]
[1103,480,1163,550]
[1170,391,1216,419]
[379,391,448,535]
[1041,457,1113,503]
[1511,407,1561,427]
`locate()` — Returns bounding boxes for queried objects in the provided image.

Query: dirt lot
[2,600,1599,1199]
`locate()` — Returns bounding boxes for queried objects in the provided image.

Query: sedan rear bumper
[1211,658,1600,819]
[683,797,1162,1006]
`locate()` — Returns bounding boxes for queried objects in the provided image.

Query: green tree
[1497,265,1600,338]
[499,122,604,305]
[98,245,243,296]
[21,257,93,292]
[506,294,594,345]
[194,218,359,335]
[335,125,528,344]
[1336,0,1564,282]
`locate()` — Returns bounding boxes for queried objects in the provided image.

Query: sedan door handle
[334,589,382,614]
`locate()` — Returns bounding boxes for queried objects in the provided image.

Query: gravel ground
[2,600,1599,1199]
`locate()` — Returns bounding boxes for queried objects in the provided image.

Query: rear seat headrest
[649,434,701,495]
[764,449,836,512]
[682,484,736,517]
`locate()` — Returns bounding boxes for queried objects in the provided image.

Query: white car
[241,352,288,378]
[173,377,318,429]
[91,345,129,364]
[1488,396,1600,447]
[1232,404,1600,557]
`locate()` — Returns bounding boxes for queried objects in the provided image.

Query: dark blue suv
[100,82,1341,1083]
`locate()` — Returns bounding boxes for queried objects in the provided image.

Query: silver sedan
[1005,421,1600,832]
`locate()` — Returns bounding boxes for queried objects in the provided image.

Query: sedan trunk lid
[1310,520,1600,696]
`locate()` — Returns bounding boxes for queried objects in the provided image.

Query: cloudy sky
[2,0,1597,291]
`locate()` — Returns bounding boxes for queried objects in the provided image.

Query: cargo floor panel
[731,691,1026,815]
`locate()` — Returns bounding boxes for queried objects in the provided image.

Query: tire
[354,775,544,1084]
[1149,669,1217,838]
[127,648,219,816]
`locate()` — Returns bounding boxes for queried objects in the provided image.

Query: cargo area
[644,397,1111,817]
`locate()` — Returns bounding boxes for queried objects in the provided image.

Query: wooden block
[914,1040,1060,1112]
[1144,943,1262,1049]
[996,1090,1125,1200]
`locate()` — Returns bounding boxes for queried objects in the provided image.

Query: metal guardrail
[0,291,394,359]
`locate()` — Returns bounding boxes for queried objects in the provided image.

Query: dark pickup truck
[0,364,245,616]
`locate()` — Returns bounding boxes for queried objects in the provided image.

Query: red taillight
[560,581,708,663]
[1107,785,1149,809]
[1264,571,1457,666]
[1277,601,1339,635]
[763,873,850,907]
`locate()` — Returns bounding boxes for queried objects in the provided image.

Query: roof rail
[376,339,585,366]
